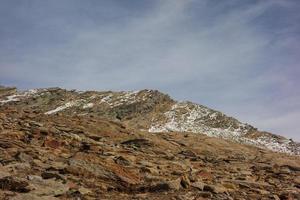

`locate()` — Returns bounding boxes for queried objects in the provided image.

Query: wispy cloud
[0,0,299,140]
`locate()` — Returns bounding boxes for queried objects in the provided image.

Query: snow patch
[0,95,20,103]
[149,101,297,155]
[0,89,39,104]
[149,102,247,138]
[83,103,94,109]
[99,91,140,107]
[241,136,295,155]
[45,101,79,115]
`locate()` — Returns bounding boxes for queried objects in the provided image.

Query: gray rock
[203,184,226,194]
[27,175,69,196]
[191,181,205,191]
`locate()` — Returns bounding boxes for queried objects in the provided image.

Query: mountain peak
[0,87,299,199]
[0,87,299,155]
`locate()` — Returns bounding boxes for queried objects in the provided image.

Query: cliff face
[0,87,299,199]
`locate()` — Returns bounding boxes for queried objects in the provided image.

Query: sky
[0,0,300,141]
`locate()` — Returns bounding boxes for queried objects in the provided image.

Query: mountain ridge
[0,86,299,199]
[0,86,299,155]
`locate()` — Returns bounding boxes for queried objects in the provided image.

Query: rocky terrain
[0,86,299,199]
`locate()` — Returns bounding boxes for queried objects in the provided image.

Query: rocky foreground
[0,86,299,199]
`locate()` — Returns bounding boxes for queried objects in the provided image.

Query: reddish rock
[0,87,299,199]
[43,138,61,149]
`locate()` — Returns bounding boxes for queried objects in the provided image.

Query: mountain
[0,86,299,199]
[1,87,299,155]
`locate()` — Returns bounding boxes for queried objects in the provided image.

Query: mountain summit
[0,87,299,199]
[1,87,299,155]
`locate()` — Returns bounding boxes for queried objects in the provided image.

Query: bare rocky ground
[0,87,299,199]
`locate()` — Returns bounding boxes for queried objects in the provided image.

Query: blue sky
[1,0,300,141]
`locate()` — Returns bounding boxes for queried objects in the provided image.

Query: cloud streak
[0,0,299,140]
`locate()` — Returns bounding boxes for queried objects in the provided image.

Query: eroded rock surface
[0,87,299,199]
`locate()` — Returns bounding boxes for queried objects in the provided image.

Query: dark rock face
[0,177,30,192]
[0,87,299,199]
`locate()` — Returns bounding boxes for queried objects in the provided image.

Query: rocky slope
[0,86,299,199]
[0,87,299,155]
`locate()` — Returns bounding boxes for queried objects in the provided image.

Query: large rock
[0,176,30,192]
[27,175,69,196]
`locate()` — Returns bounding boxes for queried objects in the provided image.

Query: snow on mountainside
[149,102,252,136]
[148,101,298,155]
[0,87,299,155]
